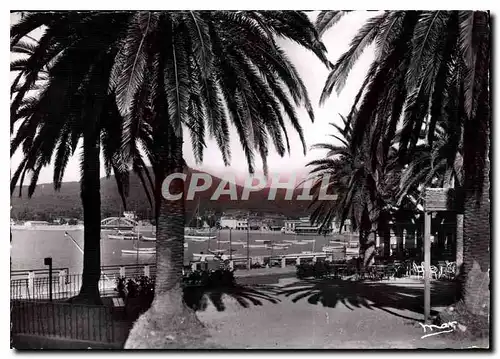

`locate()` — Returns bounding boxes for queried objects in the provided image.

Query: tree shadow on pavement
[276,279,458,322]
[184,284,281,312]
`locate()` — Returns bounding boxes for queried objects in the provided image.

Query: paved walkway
[12,277,488,349]
[197,278,487,349]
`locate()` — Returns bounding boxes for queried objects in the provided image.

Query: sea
[11,226,355,274]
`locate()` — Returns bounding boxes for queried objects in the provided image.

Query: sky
[10,11,376,185]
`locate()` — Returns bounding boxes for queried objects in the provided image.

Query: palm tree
[317,10,490,320]
[395,122,464,267]
[307,115,401,267]
[10,36,153,304]
[11,11,329,347]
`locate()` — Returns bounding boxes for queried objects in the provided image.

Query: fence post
[59,270,66,288]
[296,257,301,266]
[119,266,125,278]
[281,257,286,268]
[28,271,35,297]
[144,265,150,277]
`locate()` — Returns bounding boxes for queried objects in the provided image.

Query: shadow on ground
[276,279,459,321]
[184,284,281,312]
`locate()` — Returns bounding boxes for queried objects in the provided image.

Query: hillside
[11,167,314,221]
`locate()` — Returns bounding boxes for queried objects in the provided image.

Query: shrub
[114,269,237,320]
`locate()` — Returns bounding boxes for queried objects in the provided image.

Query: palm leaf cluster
[11,11,329,200]
[308,11,489,237]
[10,14,152,208]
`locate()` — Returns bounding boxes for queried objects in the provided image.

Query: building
[24,221,50,227]
[123,211,136,220]
[248,218,263,230]
[283,216,336,234]
[219,217,237,229]
[331,219,353,233]
[219,217,249,230]
[236,219,248,230]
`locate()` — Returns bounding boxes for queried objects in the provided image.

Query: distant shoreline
[11,225,84,231]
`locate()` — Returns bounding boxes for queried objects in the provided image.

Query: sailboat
[185,200,216,241]
[122,213,155,255]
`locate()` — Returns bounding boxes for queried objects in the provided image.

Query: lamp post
[246,216,250,270]
[229,228,233,261]
[44,257,53,301]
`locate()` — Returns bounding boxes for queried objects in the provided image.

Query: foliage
[317,10,489,202]
[296,260,351,280]
[114,269,237,317]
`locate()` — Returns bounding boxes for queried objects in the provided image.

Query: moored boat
[243,244,268,249]
[185,235,216,241]
[121,248,156,255]
[322,245,344,252]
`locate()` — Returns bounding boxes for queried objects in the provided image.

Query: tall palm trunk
[77,130,102,304]
[459,27,491,320]
[462,123,490,316]
[151,135,189,312]
[455,214,464,274]
[125,131,205,349]
[359,208,379,268]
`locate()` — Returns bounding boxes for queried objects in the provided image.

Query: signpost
[423,188,461,323]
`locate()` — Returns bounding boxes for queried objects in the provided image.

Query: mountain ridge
[11,167,315,221]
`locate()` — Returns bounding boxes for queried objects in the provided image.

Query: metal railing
[11,300,116,343]
[10,273,118,301]
[10,263,157,301]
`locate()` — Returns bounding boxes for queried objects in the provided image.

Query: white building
[123,211,136,220]
[24,221,50,227]
[283,217,336,234]
[219,217,248,230]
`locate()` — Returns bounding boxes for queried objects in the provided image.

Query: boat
[121,247,156,255]
[217,240,230,244]
[322,245,344,252]
[243,244,268,249]
[142,236,156,241]
[273,243,291,248]
[209,249,226,255]
[330,240,345,244]
[230,241,245,245]
[108,233,137,240]
[298,239,316,243]
[185,235,216,242]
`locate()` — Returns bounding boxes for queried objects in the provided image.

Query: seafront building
[282,217,353,234]
[23,220,50,227]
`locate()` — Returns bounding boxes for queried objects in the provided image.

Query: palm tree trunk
[462,138,490,316]
[455,214,464,274]
[125,132,206,349]
[75,130,102,304]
